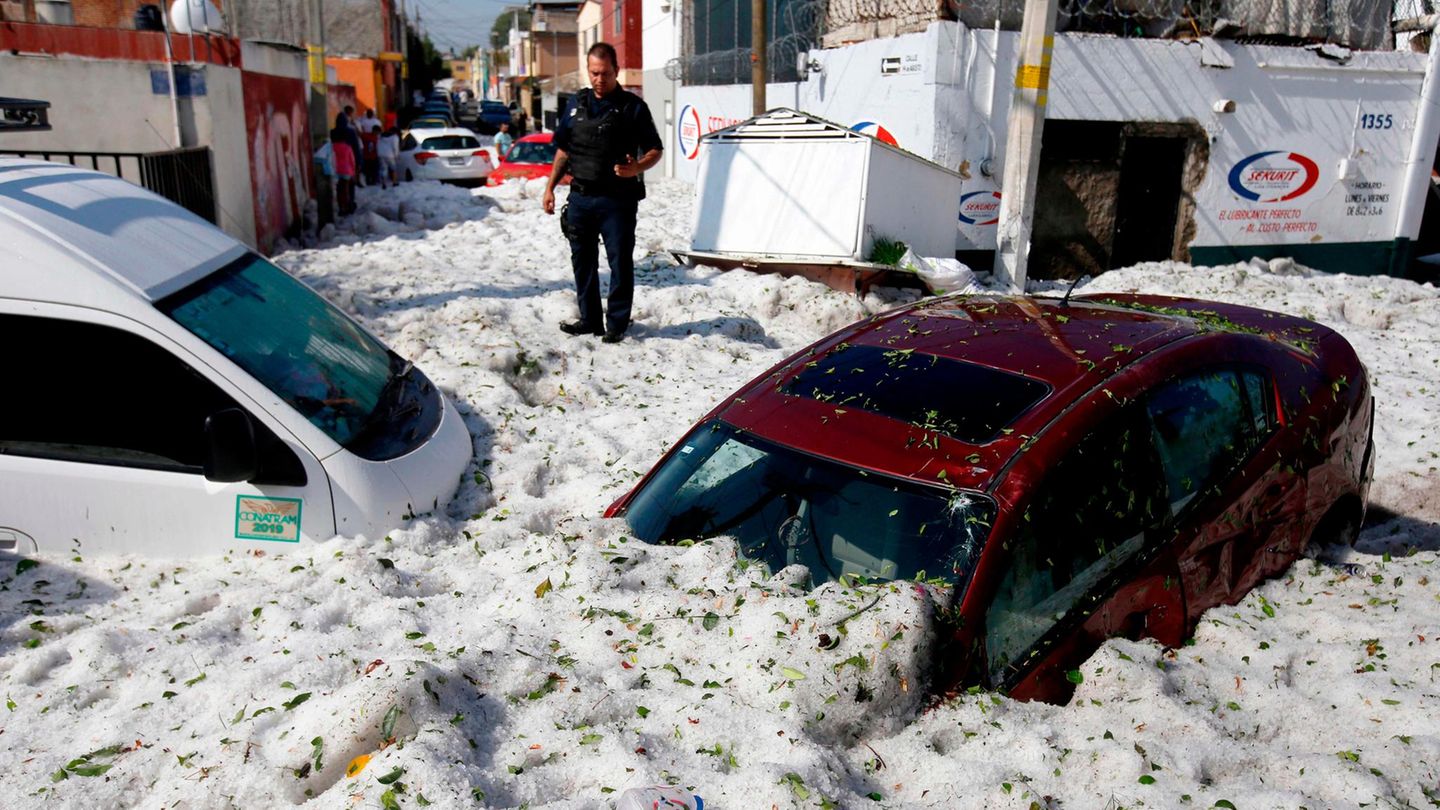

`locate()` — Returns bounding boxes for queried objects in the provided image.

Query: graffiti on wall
[243,71,311,255]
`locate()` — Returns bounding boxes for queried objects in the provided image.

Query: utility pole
[306,0,331,225]
[399,0,410,104]
[1394,16,1440,274]
[306,0,327,150]
[751,0,766,115]
[992,0,1059,291]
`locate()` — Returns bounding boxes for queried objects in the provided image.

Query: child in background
[377,127,400,188]
[360,125,380,187]
[330,127,356,215]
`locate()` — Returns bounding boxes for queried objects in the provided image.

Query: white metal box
[689,108,963,264]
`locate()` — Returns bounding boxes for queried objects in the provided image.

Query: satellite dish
[168,0,223,34]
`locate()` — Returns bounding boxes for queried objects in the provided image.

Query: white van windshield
[158,254,392,447]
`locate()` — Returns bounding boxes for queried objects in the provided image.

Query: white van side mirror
[204,408,259,483]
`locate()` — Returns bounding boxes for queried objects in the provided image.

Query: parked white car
[0,159,472,557]
[397,127,494,185]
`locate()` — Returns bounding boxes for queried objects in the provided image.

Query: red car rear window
[785,344,1049,443]
[507,141,556,163]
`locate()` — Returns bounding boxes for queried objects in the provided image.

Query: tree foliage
[491,8,531,47]
[406,29,448,93]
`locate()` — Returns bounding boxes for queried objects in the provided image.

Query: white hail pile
[1,177,1437,809]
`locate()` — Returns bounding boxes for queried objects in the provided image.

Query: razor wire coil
[678,0,1428,86]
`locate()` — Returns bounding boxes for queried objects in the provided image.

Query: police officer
[544,42,663,343]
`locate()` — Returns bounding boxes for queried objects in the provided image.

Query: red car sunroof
[783,344,1050,444]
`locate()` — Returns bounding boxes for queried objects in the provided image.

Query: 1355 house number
[1360,113,1394,130]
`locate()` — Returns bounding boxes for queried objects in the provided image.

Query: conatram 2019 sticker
[235,495,303,542]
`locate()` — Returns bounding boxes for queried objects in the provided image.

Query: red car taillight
[472,150,492,164]
[414,151,438,165]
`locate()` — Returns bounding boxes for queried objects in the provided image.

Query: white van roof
[0,158,247,308]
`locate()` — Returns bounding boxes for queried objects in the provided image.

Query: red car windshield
[506,141,556,164]
[624,421,995,587]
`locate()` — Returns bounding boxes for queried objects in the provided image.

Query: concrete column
[992,0,1059,292]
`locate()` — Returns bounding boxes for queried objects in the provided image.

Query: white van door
[0,305,336,557]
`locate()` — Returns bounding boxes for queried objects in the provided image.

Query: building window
[614,0,623,35]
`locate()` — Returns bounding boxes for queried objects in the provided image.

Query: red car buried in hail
[486,132,565,187]
[606,293,1374,703]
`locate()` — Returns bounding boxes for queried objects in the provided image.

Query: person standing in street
[330,127,356,215]
[337,106,364,186]
[377,126,400,188]
[494,120,514,161]
[359,123,380,187]
[543,42,662,343]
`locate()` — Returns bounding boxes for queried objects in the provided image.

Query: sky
[408,0,516,54]
[0,174,1437,808]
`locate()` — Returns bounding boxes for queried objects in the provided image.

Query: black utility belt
[570,179,640,198]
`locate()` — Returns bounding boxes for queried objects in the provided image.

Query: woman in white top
[376,128,401,188]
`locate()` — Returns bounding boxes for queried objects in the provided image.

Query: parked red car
[486,132,565,186]
[607,293,1374,702]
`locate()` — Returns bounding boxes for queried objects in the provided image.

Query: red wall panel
[243,70,312,254]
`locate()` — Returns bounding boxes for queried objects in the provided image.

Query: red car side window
[1145,369,1255,515]
[984,408,1166,680]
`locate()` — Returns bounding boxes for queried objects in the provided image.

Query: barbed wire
[944,0,1403,50]
[675,0,826,84]
[828,0,943,33]
[676,0,1420,83]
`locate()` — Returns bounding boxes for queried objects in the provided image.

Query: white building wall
[641,0,677,70]
[0,54,258,247]
[676,21,1435,259]
[641,0,682,175]
[951,29,1428,253]
[196,65,256,249]
[239,40,309,80]
[509,29,529,77]
[578,0,603,64]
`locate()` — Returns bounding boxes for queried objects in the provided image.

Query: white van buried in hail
[0,159,472,557]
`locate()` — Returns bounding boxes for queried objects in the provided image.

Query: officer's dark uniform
[554,87,663,337]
